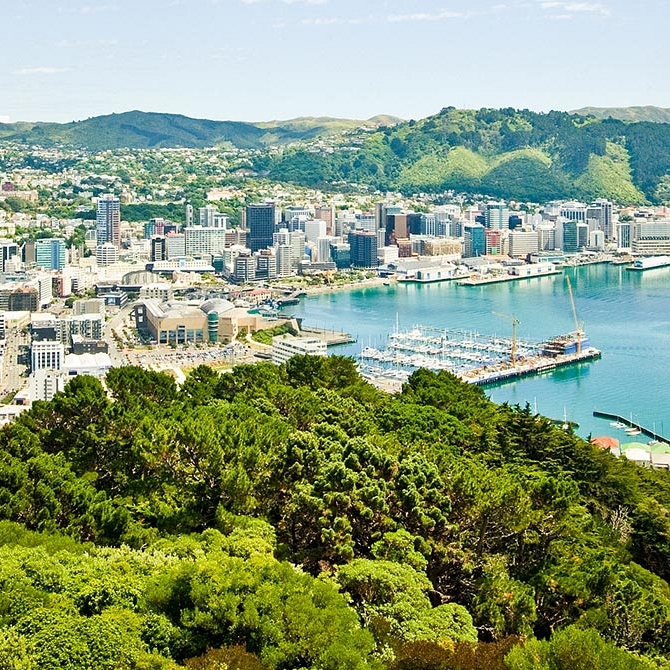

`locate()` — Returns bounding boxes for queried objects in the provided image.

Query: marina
[359,325,600,388]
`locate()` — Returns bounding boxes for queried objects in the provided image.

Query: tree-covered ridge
[2,359,670,668]
[261,107,670,203]
[0,111,399,151]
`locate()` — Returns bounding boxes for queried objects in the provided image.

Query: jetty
[593,410,669,443]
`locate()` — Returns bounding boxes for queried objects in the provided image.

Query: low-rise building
[271,334,327,365]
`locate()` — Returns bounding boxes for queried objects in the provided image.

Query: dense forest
[259,107,670,204]
[1,357,670,668]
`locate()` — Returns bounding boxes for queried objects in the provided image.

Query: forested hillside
[1,358,670,668]
[260,107,670,204]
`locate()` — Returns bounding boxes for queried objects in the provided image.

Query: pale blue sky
[1,0,665,123]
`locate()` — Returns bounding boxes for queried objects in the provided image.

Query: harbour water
[289,263,670,441]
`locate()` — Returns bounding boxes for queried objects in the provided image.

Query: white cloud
[299,16,340,25]
[540,0,609,15]
[283,0,327,4]
[14,67,72,75]
[387,10,466,22]
[0,116,10,124]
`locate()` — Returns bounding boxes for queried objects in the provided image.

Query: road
[104,304,134,367]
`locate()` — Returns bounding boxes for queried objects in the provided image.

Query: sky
[1,0,666,123]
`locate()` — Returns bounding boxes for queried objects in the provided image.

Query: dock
[593,410,669,443]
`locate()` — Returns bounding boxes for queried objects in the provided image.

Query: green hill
[0,110,400,151]
[263,107,670,203]
[572,105,670,124]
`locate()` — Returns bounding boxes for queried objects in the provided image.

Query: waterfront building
[96,194,121,247]
[330,242,351,269]
[560,220,579,253]
[247,203,277,252]
[508,231,539,258]
[463,223,486,258]
[632,221,670,255]
[348,230,378,268]
[588,230,605,251]
[271,334,326,365]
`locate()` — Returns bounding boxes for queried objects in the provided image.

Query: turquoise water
[289,263,670,441]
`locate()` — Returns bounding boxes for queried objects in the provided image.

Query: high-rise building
[185,203,194,227]
[586,199,614,239]
[185,227,228,256]
[25,238,66,270]
[617,222,631,251]
[247,203,277,252]
[463,224,486,258]
[96,194,121,248]
[485,203,509,230]
[348,230,378,268]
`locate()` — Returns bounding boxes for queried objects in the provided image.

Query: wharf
[457,269,562,286]
[593,410,669,443]
[299,326,356,346]
[461,347,602,386]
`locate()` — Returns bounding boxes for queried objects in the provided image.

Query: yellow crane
[493,312,520,365]
[565,276,583,354]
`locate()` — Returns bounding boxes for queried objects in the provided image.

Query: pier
[593,410,669,443]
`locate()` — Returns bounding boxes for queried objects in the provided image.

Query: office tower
[96,194,121,248]
[348,230,378,268]
[463,223,486,258]
[165,232,186,259]
[276,244,292,277]
[185,227,228,256]
[314,204,335,235]
[0,241,19,271]
[24,239,66,271]
[508,231,539,258]
[246,203,276,252]
[150,236,167,262]
[485,203,509,230]
[185,203,194,227]
[617,222,631,250]
[385,214,408,245]
[586,199,614,238]
[304,219,327,243]
[561,220,579,253]
[559,201,587,222]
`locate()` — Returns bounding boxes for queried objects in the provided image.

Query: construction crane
[565,276,583,354]
[493,312,520,365]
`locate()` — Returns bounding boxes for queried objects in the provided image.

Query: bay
[289,263,670,442]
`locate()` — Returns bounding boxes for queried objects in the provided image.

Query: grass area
[251,323,298,345]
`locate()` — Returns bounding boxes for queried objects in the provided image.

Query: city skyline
[1,0,666,124]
